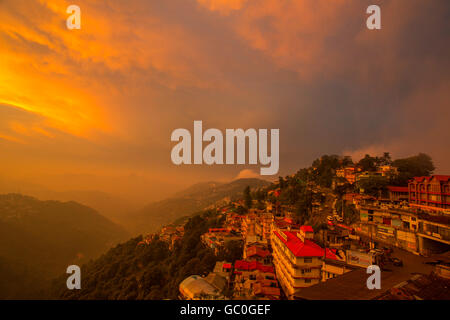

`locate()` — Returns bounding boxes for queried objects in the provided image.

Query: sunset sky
[0,0,449,204]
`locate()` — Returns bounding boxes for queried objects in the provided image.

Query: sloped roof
[411,175,450,183]
[246,245,271,258]
[179,275,220,298]
[387,186,409,192]
[234,260,274,273]
[274,230,337,259]
[300,225,314,233]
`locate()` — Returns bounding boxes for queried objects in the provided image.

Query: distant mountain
[124,178,270,235]
[0,194,129,299]
[0,177,138,226]
[37,190,138,226]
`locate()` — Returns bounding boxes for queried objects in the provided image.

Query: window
[302,268,312,274]
[304,279,311,284]
[304,258,312,263]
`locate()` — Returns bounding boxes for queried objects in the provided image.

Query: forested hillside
[51,210,240,299]
[0,194,129,299]
[123,178,270,235]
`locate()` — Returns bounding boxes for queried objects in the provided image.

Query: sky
[0,0,449,204]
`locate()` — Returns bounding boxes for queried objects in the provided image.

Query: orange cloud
[197,0,247,14]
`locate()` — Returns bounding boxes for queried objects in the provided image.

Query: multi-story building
[336,166,357,184]
[377,165,398,178]
[233,262,280,300]
[271,225,336,298]
[409,175,450,210]
[244,245,272,265]
[254,213,274,241]
[242,213,257,238]
[357,204,450,255]
[387,186,409,202]
[201,228,242,254]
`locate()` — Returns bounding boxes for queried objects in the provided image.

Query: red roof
[325,248,337,260]
[223,263,232,269]
[411,175,450,183]
[300,225,314,233]
[274,218,299,229]
[234,260,274,273]
[246,245,271,258]
[336,224,353,231]
[274,230,335,258]
[387,186,409,192]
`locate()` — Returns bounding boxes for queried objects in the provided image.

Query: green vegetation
[125,178,270,235]
[244,186,252,209]
[51,210,241,300]
[357,175,389,197]
[335,201,359,224]
[392,153,435,185]
[5,152,436,300]
[0,194,128,299]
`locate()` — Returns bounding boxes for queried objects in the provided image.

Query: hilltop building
[271,225,337,298]
[409,175,450,210]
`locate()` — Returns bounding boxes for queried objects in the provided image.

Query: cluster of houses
[180,202,372,300]
[176,171,450,300]
[346,175,450,256]
[138,224,185,250]
[334,164,399,186]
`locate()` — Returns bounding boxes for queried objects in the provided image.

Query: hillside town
[143,155,450,300]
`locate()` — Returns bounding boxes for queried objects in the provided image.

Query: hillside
[124,178,270,235]
[0,194,129,299]
[51,211,232,300]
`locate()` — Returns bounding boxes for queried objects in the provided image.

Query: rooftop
[387,186,409,193]
[246,245,271,258]
[294,266,427,300]
[234,260,274,273]
[377,273,450,300]
[410,175,450,183]
[274,230,337,259]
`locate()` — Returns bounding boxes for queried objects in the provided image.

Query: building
[233,266,280,300]
[322,257,357,282]
[254,213,274,241]
[377,165,398,178]
[201,228,242,254]
[271,225,337,298]
[357,204,450,255]
[212,261,233,282]
[409,175,450,210]
[244,245,272,264]
[387,186,409,202]
[293,266,444,300]
[336,166,357,184]
[242,214,257,237]
[179,275,225,300]
[376,273,450,300]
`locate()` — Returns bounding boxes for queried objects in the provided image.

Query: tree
[358,154,377,172]
[278,177,286,189]
[294,189,313,225]
[244,186,252,209]
[392,153,435,185]
[311,154,341,188]
[341,156,354,167]
[218,240,243,262]
[379,152,392,166]
[358,176,389,197]
[335,201,359,224]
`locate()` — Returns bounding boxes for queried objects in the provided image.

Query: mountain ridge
[123,178,271,234]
